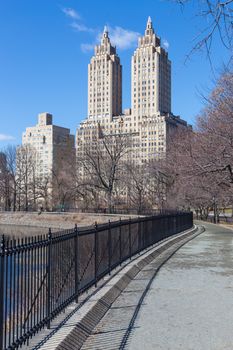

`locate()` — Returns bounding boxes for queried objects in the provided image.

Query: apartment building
[76,17,190,164]
[21,112,75,209]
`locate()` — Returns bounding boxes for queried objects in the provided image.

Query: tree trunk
[107,191,113,214]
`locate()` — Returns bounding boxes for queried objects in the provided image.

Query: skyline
[0,0,231,147]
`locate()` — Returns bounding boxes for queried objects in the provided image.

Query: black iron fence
[0,212,193,349]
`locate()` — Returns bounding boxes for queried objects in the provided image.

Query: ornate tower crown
[102,25,109,44]
[137,17,160,48]
[145,16,154,36]
[95,25,116,55]
[103,25,108,35]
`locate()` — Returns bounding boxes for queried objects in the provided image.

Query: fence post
[108,220,112,275]
[129,217,132,260]
[74,224,79,303]
[94,222,98,287]
[138,217,141,253]
[119,218,122,266]
[0,235,5,350]
[46,228,52,329]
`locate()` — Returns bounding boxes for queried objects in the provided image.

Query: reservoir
[0,224,52,238]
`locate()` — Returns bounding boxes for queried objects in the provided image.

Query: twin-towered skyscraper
[77,17,189,164]
[20,17,190,210]
[87,17,171,121]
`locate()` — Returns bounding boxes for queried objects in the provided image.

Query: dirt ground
[0,212,133,230]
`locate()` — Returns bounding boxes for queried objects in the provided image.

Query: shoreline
[0,212,133,231]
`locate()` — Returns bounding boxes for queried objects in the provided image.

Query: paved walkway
[24,223,233,349]
[21,227,198,350]
[79,227,200,350]
[128,222,233,350]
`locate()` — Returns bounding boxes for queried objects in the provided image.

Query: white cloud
[109,26,140,50]
[85,26,140,52]
[62,7,141,53]
[81,43,95,53]
[71,22,94,33]
[162,39,169,50]
[0,134,15,141]
[62,8,80,20]
[62,7,95,34]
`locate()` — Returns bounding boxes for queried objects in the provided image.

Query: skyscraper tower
[131,17,171,118]
[77,17,190,171]
[87,26,122,120]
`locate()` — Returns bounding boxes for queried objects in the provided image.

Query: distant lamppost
[213,196,218,224]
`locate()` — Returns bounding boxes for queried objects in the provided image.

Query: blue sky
[0,0,231,147]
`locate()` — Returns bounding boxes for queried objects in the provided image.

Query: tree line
[0,134,166,213]
[0,70,232,215]
[164,69,233,219]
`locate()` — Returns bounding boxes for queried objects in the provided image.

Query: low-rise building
[20,112,75,210]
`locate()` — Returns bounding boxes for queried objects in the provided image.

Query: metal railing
[0,212,193,349]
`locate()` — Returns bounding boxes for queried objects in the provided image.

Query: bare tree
[173,0,233,61]
[77,126,131,213]
[36,175,52,211]
[6,146,18,211]
[195,70,233,182]
[52,167,75,210]
[52,139,76,211]
[123,162,149,214]
[147,160,172,211]
[0,146,19,211]
[16,145,37,211]
[160,71,233,218]
[0,152,10,210]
